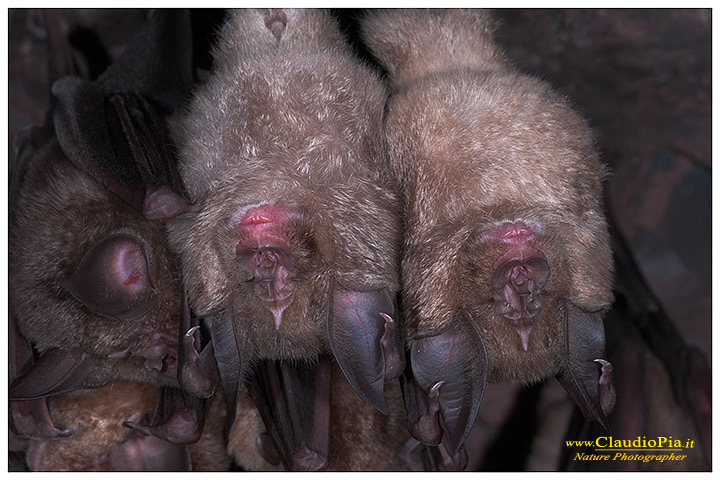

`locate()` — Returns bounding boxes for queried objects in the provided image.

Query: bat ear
[124,387,211,446]
[327,281,405,415]
[556,301,616,430]
[107,429,192,471]
[406,315,488,456]
[59,234,158,321]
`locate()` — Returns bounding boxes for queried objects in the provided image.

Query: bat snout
[492,256,550,351]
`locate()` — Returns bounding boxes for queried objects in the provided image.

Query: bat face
[10,140,182,388]
[361,9,615,456]
[167,8,403,438]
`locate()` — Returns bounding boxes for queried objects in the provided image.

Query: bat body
[9,139,182,387]
[360,9,615,457]
[167,9,406,470]
[23,381,230,471]
[227,363,411,471]
[8,10,218,460]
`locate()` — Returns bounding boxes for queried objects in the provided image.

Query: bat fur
[168,8,400,360]
[23,381,230,471]
[360,8,615,453]
[166,8,410,470]
[227,364,411,471]
[168,6,403,428]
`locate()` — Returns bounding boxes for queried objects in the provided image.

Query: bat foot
[594,358,616,415]
[178,326,217,397]
[380,312,406,381]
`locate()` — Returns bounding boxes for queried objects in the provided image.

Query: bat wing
[327,281,405,415]
[124,386,211,445]
[404,315,488,458]
[556,301,615,431]
[9,348,109,401]
[177,288,218,398]
[247,356,332,471]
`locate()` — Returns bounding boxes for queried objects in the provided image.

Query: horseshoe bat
[360,8,615,459]
[165,8,404,470]
[9,9,210,446]
[22,380,230,471]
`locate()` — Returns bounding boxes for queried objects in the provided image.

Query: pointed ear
[123,386,211,445]
[556,301,615,430]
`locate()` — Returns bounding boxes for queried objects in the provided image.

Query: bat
[554,222,711,471]
[226,362,413,471]
[22,381,230,472]
[8,9,212,452]
[165,8,406,470]
[360,8,616,460]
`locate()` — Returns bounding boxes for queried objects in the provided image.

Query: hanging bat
[360,8,616,460]
[225,361,415,471]
[8,9,212,447]
[23,380,230,472]
[555,222,711,471]
[165,8,406,470]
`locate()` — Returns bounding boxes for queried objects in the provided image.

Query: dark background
[7,8,711,470]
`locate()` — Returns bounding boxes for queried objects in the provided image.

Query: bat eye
[59,234,157,321]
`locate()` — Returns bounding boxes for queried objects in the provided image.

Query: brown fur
[168,9,408,470]
[24,381,230,471]
[9,140,181,383]
[227,363,410,471]
[361,9,614,383]
[167,8,401,365]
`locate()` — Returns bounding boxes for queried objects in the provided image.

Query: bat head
[167,9,404,449]
[361,8,615,455]
[9,10,195,398]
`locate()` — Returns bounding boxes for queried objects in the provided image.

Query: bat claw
[178,330,217,397]
[178,290,219,398]
[380,312,406,382]
[403,375,443,446]
[594,358,616,415]
[185,325,200,339]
